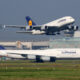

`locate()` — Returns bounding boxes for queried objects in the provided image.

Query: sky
[0,0,80,41]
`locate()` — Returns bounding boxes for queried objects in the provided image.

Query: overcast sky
[0,0,80,41]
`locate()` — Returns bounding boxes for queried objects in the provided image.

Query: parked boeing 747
[0,46,80,62]
[1,16,78,35]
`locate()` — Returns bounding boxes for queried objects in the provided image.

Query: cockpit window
[58,19,66,23]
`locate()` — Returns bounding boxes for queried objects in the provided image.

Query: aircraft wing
[3,25,42,29]
[16,31,32,34]
[5,24,42,28]
[5,25,26,28]
[0,49,57,62]
[0,24,26,30]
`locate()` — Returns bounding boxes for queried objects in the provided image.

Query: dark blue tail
[26,16,36,26]
[0,45,5,50]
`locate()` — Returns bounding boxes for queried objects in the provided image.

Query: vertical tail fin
[26,16,36,26]
[0,45,5,50]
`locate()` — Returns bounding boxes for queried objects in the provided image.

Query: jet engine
[0,24,6,30]
[73,25,78,31]
[68,25,78,31]
[27,54,36,60]
[36,55,56,62]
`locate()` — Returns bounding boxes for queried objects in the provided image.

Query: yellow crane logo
[28,20,32,26]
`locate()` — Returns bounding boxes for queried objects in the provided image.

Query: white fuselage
[0,48,80,59]
[44,16,75,27]
[41,16,75,30]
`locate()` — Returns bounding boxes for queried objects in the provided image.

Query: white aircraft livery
[1,16,78,35]
[0,46,80,62]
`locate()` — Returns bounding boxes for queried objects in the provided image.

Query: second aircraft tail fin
[26,16,36,26]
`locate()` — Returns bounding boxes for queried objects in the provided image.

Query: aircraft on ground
[0,46,80,62]
[1,16,78,35]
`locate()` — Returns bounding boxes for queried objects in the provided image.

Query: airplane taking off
[1,16,78,35]
[0,46,80,62]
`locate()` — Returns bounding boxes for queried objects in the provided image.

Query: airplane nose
[71,18,75,23]
[73,19,75,22]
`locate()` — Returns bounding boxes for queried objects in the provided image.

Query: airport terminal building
[0,37,80,50]
[50,37,80,48]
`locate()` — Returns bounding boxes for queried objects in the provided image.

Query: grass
[0,60,80,80]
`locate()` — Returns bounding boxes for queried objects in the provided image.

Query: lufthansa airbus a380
[0,46,80,62]
[1,16,78,35]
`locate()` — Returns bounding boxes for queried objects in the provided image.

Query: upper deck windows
[58,19,66,23]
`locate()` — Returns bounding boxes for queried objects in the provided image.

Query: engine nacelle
[36,55,56,62]
[68,25,78,31]
[27,54,36,60]
[41,56,51,61]
[32,30,45,35]
[0,24,6,30]
[41,26,48,30]
[73,26,78,31]
[26,26,33,30]
[26,26,30,30]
